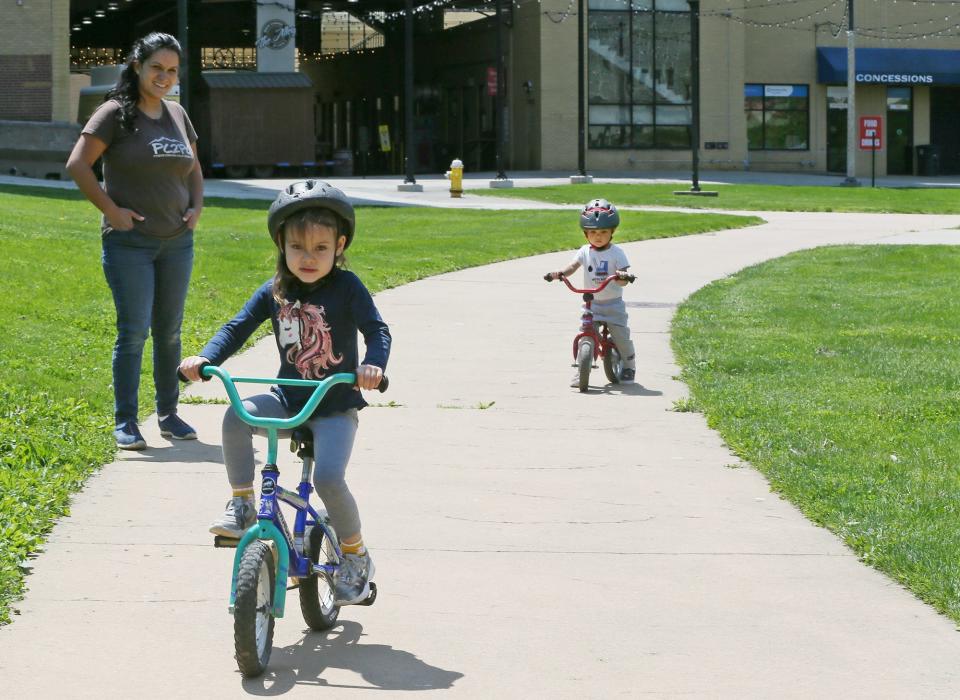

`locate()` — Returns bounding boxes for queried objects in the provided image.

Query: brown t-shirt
[82,99,198,239]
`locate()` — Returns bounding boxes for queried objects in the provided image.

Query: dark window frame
[745,83,810,152]
[587,1,692,151]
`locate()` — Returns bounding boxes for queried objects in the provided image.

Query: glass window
[591,104,632,125]
[887,87,911,111]
[655,0,690,11]
[654,12,690,105]
[745,83,809,151]
[588,13,631,105]
[588,2,691,149]
[827,86,847,110]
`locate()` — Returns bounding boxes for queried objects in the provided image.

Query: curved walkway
[2,203,960,697]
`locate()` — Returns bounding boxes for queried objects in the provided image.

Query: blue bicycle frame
[201,365,356,618]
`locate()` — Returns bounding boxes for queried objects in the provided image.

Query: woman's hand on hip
[106,206,144,231]
[182,207,201,230]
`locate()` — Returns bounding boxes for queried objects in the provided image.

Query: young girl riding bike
[545,198,637,385]
[179,180,391,605]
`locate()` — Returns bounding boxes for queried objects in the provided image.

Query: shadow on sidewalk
[591,383,663,397]
[116,439,225,464]
[241,620,464,694]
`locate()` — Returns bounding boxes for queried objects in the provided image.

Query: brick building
[3,1,960,178]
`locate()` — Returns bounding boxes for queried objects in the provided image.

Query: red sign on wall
[859,116,883,151]
[486,66,498,97]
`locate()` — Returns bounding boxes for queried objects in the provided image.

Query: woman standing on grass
[66,32,203,450]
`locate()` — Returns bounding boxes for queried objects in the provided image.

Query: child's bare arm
[545,261,581,280]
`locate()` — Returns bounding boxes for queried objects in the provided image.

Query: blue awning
[817,47,960,85]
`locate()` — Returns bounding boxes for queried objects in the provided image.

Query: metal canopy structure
[68,0,488,49]
[68,0,507,178]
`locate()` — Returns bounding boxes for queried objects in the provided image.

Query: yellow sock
[232,486,254,500]
[341,538,366,556]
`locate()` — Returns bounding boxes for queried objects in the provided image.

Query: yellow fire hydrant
[449,158,463,198]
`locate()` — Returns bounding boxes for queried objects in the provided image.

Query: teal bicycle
[196,364,387,677]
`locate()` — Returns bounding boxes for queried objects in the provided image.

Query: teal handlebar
[200,365,356,430]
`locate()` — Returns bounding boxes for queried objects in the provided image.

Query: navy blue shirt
[200,269,391,416]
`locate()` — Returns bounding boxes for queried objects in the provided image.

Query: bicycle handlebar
[547,272,635,294]
[181,364,388,431]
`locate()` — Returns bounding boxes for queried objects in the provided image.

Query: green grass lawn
[474,182,960,214]
[672,245,960,622]
[0,184,758,623]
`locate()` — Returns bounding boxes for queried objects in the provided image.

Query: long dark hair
[105,32,182,132]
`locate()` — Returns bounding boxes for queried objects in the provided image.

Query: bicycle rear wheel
[603,345,623,384]
[234,540,276,677]
[577,339,593,393]
[299,522,340,630]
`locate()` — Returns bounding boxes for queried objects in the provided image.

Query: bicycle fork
[227,433,341,618]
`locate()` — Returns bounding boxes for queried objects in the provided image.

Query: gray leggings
[222,393,361,537]
[587,297,636,370]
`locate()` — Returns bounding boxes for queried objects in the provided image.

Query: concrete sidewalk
[2,183,960,696]
[4,167,960,210]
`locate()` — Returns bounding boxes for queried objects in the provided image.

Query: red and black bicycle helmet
[267,179,356,249]
[579,198,620,230]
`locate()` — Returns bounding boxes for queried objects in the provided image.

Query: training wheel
[360,581,378,606]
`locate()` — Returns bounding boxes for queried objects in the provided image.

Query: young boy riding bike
[545,198,637,385]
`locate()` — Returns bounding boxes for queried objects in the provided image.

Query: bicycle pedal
[213,536,239,549]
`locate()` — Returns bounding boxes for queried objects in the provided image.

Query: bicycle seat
[290,427,313,460]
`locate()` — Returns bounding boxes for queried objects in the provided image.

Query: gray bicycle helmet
[267,179,356,249]
[579,198,620,230]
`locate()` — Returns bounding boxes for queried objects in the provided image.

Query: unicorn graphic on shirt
[277,300,343,379]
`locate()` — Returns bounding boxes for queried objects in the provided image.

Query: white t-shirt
[570,244,631,301]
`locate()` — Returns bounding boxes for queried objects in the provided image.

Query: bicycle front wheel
[234,540,276,677]
[299,522,340,630]
[577,339,593,393]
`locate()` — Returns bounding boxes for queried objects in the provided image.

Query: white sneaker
[209,496,256,538]
[334,551,375,605]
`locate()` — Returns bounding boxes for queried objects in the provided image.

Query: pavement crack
[443,515,655,525]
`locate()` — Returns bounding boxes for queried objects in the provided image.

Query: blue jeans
[101,229,193,425]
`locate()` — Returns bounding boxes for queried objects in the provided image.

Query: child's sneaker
[209,496,256,538]
[114,421,146,450]
[334,551,375,605]
[620,368,636,383]
[159,414,197,440]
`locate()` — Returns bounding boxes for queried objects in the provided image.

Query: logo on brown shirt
[149,136,191,158]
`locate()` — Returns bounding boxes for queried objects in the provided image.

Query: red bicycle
[545,272,636,392]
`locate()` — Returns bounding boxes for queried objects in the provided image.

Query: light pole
[571,0,593,184]
[577,0,586,177]
[490,0,512,187]
[177,0,189,113]
[688,0,700,193]
[674,0,717,196]
[843,0,859,185]
[494,0,508,180]
[399,0,423,191]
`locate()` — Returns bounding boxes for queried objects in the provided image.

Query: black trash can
[916,144,941,176]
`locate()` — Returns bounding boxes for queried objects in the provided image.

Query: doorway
[931,87,960,175]
[825,86,847,173]
[886,87,912,175]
